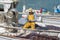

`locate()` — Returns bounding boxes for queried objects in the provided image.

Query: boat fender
[36,22,46,27]
[0,27,6,33]
[58,33,60,38]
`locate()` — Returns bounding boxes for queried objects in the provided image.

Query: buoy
[0,27,6,33]
[58,33,60,38]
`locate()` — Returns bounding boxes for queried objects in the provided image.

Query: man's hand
[28,20,32,22]
[28,20,36,22]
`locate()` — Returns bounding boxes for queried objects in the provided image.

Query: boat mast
[23,0,26,13]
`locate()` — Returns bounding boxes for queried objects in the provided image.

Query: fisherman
[23,8,35,30]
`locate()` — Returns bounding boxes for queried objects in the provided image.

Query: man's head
[29,8,34,15]
[29,12,34,15]
[29,8,32,12]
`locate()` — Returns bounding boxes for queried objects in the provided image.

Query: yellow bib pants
[23,15,35,30]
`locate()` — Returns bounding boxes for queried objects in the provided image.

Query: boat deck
[0,36,30,40]
[0,24,60,40]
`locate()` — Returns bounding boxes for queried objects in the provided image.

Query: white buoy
[19,29,25,35]
[0,27,6,33]
[36,22,46,27]
[58,33,60,38]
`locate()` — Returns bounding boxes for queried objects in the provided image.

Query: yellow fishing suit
[23,14,35,30]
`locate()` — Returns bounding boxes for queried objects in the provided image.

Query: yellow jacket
[28,15,34,21]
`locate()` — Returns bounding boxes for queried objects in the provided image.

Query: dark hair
[29,12,34,14]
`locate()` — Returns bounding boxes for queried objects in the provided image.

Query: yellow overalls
[23,14,35,30]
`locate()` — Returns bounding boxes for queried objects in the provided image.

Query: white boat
[0,0,60,40]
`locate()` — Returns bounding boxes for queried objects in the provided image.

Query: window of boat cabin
[0,4,4,11]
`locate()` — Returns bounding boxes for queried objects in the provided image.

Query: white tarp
[18,15,27,24]
[0,0,13,13]
[0,0,13,3]
[4,4,11,13]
